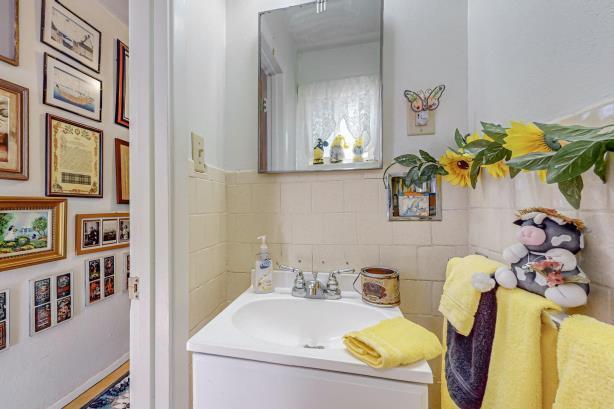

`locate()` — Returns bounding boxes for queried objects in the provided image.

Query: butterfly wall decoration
[403,85,446,135]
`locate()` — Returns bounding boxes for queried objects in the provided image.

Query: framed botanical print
[29,271,73,335]
[41,0,101,73]
[115,139,129,204]
[0,197,67,272]
[115,40,129,127]
[85,255,115,306]
[0,79,28,180]
[43,53,102,122]
[0,289,9,352]
[75,212,129,255]
[46,114,103,198]
[0,0,19,66]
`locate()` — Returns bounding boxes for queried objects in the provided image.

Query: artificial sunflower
[466,132,509,178]
[439,150,473,187]
[504,122,558,182]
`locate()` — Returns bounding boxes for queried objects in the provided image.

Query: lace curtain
[296,75,381,168]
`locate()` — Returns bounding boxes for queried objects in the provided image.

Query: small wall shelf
[386,174,442,221]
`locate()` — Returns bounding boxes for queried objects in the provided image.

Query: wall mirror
[258,0,383,173]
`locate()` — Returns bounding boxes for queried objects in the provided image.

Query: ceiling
[96,0,129,25]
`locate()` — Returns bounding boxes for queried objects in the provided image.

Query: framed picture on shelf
[0,289,9,352]
[115,40,129,127]
[46,114,103,198]
[75,213,129,255]
[0,0,19,66]
[41,0,101,73]
[29,272,73,335]
[0,197,67,272]
[85,256,116,306]
[43,53,102,122]
[114,139,129,204]
[0,79,28,180]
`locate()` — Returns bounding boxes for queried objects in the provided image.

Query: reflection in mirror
[259,0,383,173]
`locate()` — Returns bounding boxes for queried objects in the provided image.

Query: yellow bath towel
[343,317,442,369]
[441,288,561,409]
[553,315,614,409]
[439,255,504,336]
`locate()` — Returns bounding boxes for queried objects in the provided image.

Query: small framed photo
[0,0,19,66]
[76,213,129,255]
[122,252,130,292]
[88,280,101,304]
[43,53,102,122]
[55,272,72,324]
[29,272,73,335]
[0,79,29,180]
[115,40,129,127]
[104,276,115,298]
[41,0,101,73]
[114,139,130,204]
[103,255,115,277]
[86,258,101,281]
[85,257,115,306]
[46,114,103,198]
[0,289,9,352]
[102,219,118,245]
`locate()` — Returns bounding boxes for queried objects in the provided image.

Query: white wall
[225,0,468,170]
[468,0,614,128]
[0,1,129,408]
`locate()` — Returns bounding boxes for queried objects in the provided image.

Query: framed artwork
[122,251,130,291]
[75,213,129,255]
[29,272,73,335]
[0,197,67,272]
[0,0,19,66]
[43,53,102,122]
[0,289,9,352]
[115,40,129,127]
[46,114,103,198]
[0,79,28,180]
[41,0,101,73]
[85,256,115,306]
[115,139,129,204]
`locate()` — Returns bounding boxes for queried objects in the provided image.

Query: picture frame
[29,271,73,335]
[41,0,102,73]
[0,0,19,66]
[121,251,130,292]
[43,53,102,122]
[0,289,9,352]
[85,256,116,306]
[75,213,129,255]
[115,139,129,204]
[0,79,29,180]
[0,197,67,272]
[46,114,103,198]
[114,40,129,128]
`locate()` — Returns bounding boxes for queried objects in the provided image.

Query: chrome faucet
[279,264,354,300]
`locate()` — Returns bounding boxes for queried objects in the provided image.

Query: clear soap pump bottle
[252,236,273,293]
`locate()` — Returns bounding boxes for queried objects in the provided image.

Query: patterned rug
[82,373,130,409]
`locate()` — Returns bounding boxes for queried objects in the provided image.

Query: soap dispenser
[252,236,273,293]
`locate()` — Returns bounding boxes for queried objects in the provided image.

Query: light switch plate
[191,132,206,173]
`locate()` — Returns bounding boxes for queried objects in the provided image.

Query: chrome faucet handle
[311,271,319,281]
[278,264,301,274]
[332,268,355,275]
[324,271,342,300]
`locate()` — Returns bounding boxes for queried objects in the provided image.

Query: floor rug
[81,373,130,409]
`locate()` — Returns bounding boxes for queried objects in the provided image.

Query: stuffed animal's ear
[513,219,524,226]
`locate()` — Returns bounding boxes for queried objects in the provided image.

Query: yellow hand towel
[553,315,614,409]
[343,317,442,369]
[439,255,504,336]
[441,288,561,409]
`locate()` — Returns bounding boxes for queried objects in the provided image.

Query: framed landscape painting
[0,197,67,272]
[75,212,129,255]
[46,114,103,198]
[0,0,19,66]
[115,40,129,127]
[0,79,28,180]
[43,53,102,122]
[41,0,101,73]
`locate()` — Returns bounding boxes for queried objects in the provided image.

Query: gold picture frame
[114,139,129,204]
[75,212,129,255]
[0,0,19,66]
[0,79,28,180]
[0,197,67,272]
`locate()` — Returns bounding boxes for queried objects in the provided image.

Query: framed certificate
[45,114,103,198]
[115,139,129,204]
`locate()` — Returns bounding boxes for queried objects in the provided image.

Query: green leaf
[594,152,608,183]
[507,152,555,170]
[419,150,437,163]
[509,167,521,178]
[394,154,421,168]
[535,123,603,141]
[470,151,484,188]
[404,166,420,186]
[481,122,508,143]
[558,176,584,209]
[482,144,510,165]
[454,129,466,148]
[418,163,438,183]
[463,139,492,154]
[546,141,606,183]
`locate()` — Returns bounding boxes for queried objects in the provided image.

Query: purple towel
[445,288,497,409]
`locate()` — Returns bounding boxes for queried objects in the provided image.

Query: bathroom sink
[232,298,391,349]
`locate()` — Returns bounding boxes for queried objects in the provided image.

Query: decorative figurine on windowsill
[353,136,365,162]
[473,208,590,308]
[330,135,349,163]
[313,138,328,165]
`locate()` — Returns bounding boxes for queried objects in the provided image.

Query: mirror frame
[257,0,385,174]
